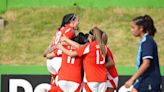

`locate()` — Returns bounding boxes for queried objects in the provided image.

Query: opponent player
[125,15,162,92]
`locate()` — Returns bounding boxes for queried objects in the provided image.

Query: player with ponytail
[58,27,110,91]
[125,15,162,92]
[43,13,79,92]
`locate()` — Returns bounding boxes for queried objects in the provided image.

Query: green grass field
[0,65,164,75]
[0,7,164,66]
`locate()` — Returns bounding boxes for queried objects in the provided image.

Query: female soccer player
[106,47,118,92]
[58,27,109,92]
[43,13,80,92]
[45,13,79,58]
[125,15,162,92]
[57,33,88,92]
[100,32,118,92]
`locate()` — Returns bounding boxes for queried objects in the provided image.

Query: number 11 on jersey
[67,56,75,64]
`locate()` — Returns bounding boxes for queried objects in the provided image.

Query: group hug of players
[43,13,118,92]
[44,13,162,92]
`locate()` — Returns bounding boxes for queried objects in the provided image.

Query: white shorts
[46,57,62,75]
[106,72,118,89]
[82,72,107,92]
[58,80,80,92]
[83,82,107,92]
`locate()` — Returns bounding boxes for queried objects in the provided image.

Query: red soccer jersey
[60,24,76,50]
[76,41,107,82]
[50,24,75,47]
[60,24,76,40]
[58,46,83,83]
[50,29,62,47]
[58,24,79,82]
[51,25,76,57]
[53,49,62,57]
[106,47,118,78]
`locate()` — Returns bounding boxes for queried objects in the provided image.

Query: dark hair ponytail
[58,13,76,30]
[144,15,157,36]
[133,15,157,37]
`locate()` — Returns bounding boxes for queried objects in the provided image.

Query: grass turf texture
[0,65,164,75]
[0,7,164,66]
[1,0,164,13]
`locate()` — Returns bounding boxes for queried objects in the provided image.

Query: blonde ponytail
[92,27,107,57]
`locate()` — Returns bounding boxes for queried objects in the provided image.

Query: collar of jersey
[65,24,72,28]
[140,33,148,44]
[136,33,148,70]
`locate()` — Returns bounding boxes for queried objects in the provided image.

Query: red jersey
[60,24,76,49]
[58,24,80,82]
[50,29,62,47]
[53,49,62,57]
[58,46,83,83]
[60,24,76,40]
[51,24,76,56]
[76,41,107,82]
[50,24,75,47]
[106,47,118,78]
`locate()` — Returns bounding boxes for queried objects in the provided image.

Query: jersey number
[67,56,75,64]
[54,31,62,45]
[96,50,105,64]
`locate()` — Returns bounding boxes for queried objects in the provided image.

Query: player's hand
[46,52,55,59]
[56,43,62,49]
[60,35,67,42]
[124,79,133,88]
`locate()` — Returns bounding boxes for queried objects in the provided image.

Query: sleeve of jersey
[54,49,62,57]
[64,28,75,39]
[76,44,90,57]
[141,40,153,60]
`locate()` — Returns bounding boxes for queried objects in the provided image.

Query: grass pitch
[0,7,164,66]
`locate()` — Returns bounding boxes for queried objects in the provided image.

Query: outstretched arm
[61,35,81,48]
[46,52,55,59]
[43,46,57,57]
[57,44,78,57]
[43,34,57,57]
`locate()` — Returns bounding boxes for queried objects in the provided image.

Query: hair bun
[144,15,152,22]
